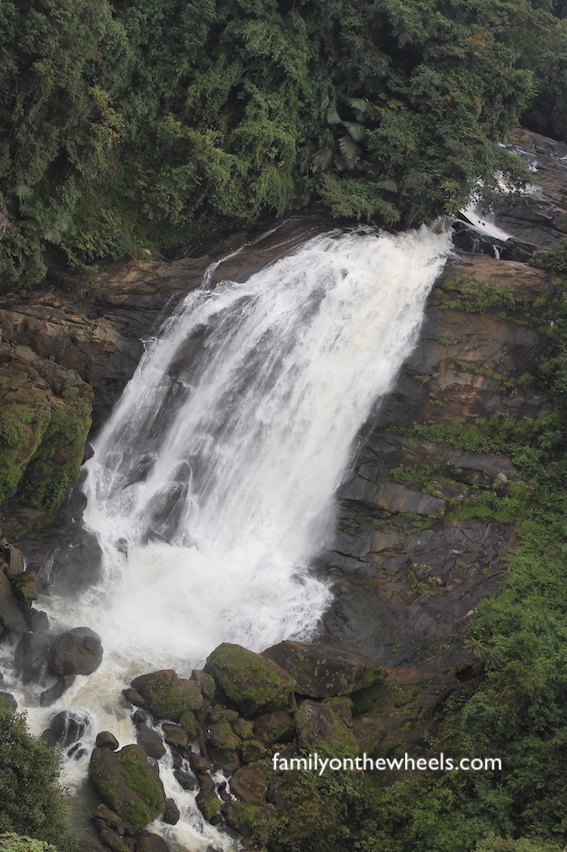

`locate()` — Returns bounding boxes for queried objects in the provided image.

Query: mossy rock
[89,744,165,831]
[179,709,198,739]
[12,570,39,603]
[241,738,266,763]
[195,790,220,822]
[262,640,384,698]
[204,643,295,717]
[222,801,277,843]
[295,699,359,756]
[130,670,203,721]
[253,710,296,745]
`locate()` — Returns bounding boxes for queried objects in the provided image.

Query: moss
[204,643,295,716]
[117,752,162,828]
[196,793,220,822]
[0,405,50,502]
[21,391,92,510]
[179,709,198,739]
[130,670,203,721]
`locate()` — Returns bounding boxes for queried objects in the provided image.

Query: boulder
[136,722,166,760]
[96,730,120,750]
[162,723,189,751]
[295,700,359,756]
[42,709,91,747]
[134,833,170,852]
[49,626,103,676]
[39,675,76,706]
[230,766,268,806]
[262,641,384,698]
[130,670,203,721]
[162,797,180,825]
[204,643,295,717]
[89,743,165,831]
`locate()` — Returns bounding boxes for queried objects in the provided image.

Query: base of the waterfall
[32,639,459,852]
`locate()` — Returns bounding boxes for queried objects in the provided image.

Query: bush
[0,701,73,851]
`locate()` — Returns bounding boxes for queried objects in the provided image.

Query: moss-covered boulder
[204,643,295,717]
[253,710,296,745]
[222,801,277,844]
[12,570,39,603]
[130,670,203,721]
[262,641,385,698]
[89,744,165,832]
[295,699,359,756]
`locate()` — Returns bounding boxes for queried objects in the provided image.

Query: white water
[21,224,450,850]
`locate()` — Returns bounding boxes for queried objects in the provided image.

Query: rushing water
[7,223,451,851]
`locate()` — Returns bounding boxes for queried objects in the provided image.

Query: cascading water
[11,223,451,851]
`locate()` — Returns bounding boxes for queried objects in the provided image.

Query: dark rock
[43,709,91,747]
[96,730,120,750]
[76,839,105,852]
[0,691,17,711]
[134,833,170,852]
[136,722,166,760]
[122,687,146,708]
[15,630,52,684]
[230,766,268,806]
[39,674,76,706]
[240,739,266,763]
[204,643,295,717]
[162,797,180,825]
[0,569,29,633]
[130,670,203,721]
[89,744,165,831]
[162,723,189,751]
[173,768,197,791]
[132,710,148,726]
[189,752,211,774]
[30,609,50,633]
[262,641,385,698]
[49,626,103,676]
[97,828,131,852]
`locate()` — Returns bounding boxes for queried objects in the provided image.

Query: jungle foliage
[2,0,567,290]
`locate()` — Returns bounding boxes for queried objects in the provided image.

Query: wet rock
[162,797,180,825]
[204,643,295,717]
[15,630,52,683]
[173,768,197,790]
[0,569,28,634]
[89,743,165,832]
[262,641,385,698]
[0,691,17,711]
[122,688,146,708]
[96,730,120,750]
[12,569,39,602]
[42,709,91,747]
[295,699,359,756]
[30,608,50,633]
[130,670,203,721]
[136,722,166,760]
[195,788,220,822]
[49,626,103,676]
[39,674,76,706]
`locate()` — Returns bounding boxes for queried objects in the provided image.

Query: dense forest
[2,0,567,290]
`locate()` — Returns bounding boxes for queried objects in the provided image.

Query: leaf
[338,134,360,170]
[312,146,334,172]
[342,121,367,142]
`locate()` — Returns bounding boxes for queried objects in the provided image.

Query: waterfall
[18,223,450,850]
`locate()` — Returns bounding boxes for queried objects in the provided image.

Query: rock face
[49,627,103,676]
[316,247,557,667]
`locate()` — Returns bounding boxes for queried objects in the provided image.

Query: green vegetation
[0,703,73,851]
[6,0,567,290]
